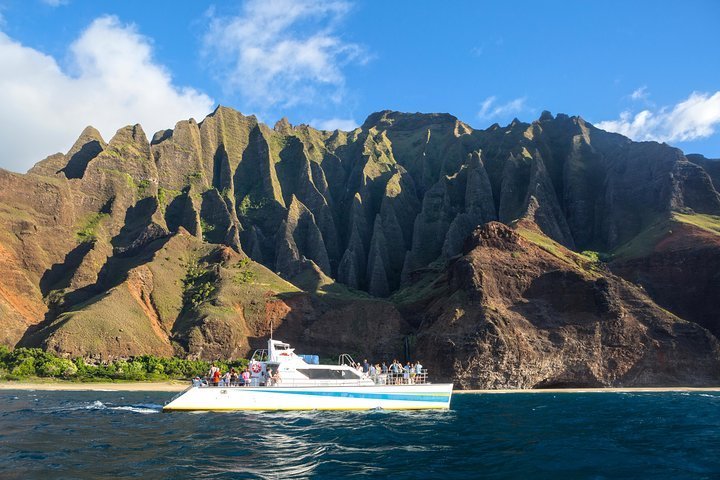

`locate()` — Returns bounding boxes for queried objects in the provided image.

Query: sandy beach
[455,386,720,394]
[1,381,719,393]
[0,380,189,392]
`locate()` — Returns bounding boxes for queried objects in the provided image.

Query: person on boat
[369,363,377,382]
[192,376,202,387]
[415,361,424,383]
[209,364,221,386]
[390,360,401,384]
[362,359,370,376]
[272,369,281,386]
[403,362,411,384]
[266,368,273,386]
[241,368,250,386]
[381,362,388,374]
[230,368,239,386]
[222,370,231,387]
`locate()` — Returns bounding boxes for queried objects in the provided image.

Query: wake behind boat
[163,339,453,411]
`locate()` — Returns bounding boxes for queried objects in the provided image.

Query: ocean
[1,389,718,479]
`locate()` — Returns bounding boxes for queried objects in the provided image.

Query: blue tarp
[299,354,319,364]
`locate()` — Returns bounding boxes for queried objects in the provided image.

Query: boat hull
[163,384,453,411]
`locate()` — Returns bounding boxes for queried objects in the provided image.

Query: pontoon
[163,339,453,411]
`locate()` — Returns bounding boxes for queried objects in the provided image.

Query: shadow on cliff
[19,232,171,349]
[39,241,95,296]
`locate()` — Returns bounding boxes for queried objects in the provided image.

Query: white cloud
[630,86,649,101]
[309,117,358,131]
[203,0,367,109]
[478,96,527,120]
[596,91,720,143]
[0,16,213,172]
[41,0,68,6]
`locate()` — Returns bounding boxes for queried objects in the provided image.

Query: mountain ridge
[2,105,720,388]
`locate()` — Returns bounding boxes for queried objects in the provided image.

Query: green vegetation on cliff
[76,212,108,242]
[182,260,216,308]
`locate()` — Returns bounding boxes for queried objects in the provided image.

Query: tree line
[0,346,248,382]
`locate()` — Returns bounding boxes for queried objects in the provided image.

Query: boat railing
[251,349,268,362]
[338,353,356,367]
[192,370,431,388]
[196,377,373,388]
[369,369,430,385]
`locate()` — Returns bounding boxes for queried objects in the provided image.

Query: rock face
[2,106,720,389]
[610,217,720,339]
[403,222,720,388]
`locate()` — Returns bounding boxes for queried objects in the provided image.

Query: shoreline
[1,381,719,393]
[455,386,720,394]
[0,380,189,392]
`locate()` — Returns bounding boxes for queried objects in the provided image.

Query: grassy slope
[44,285,173,356]
[514,225,603,275]
[673,213,720,235]
[611,213,720,261]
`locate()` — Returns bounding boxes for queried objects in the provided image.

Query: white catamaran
[163,339,453,411]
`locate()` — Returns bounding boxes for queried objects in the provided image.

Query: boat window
[296,368,362,380]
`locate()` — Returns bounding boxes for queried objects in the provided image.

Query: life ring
[251,363,262,373]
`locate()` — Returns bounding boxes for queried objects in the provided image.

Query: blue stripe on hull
[251,389,450,403]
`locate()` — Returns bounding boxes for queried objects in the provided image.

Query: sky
[0,0,718,172]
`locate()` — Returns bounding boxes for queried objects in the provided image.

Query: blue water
[1,390,719,479]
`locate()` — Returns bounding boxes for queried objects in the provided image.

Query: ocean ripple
[0,390,719,478]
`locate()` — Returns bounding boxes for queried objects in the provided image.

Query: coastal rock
[403,222,720,388]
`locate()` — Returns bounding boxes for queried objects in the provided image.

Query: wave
[69,400,162,414]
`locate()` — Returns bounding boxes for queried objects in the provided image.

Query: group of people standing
[193,364,281,387]
[196,365,252,387]
[354,358,426,384]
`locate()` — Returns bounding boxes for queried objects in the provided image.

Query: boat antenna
[270,319,273,340]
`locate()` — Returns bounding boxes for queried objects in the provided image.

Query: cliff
[2,106,720,387]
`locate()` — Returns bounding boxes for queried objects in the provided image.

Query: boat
[163,338,453,411]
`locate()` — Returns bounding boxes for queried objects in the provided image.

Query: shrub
[182,261,216,308]
[0,345,247,382]
[37,357,77,378]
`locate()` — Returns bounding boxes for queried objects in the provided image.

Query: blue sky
[0,0,718,172]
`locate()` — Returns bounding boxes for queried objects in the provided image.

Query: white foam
[110,406,160,414]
